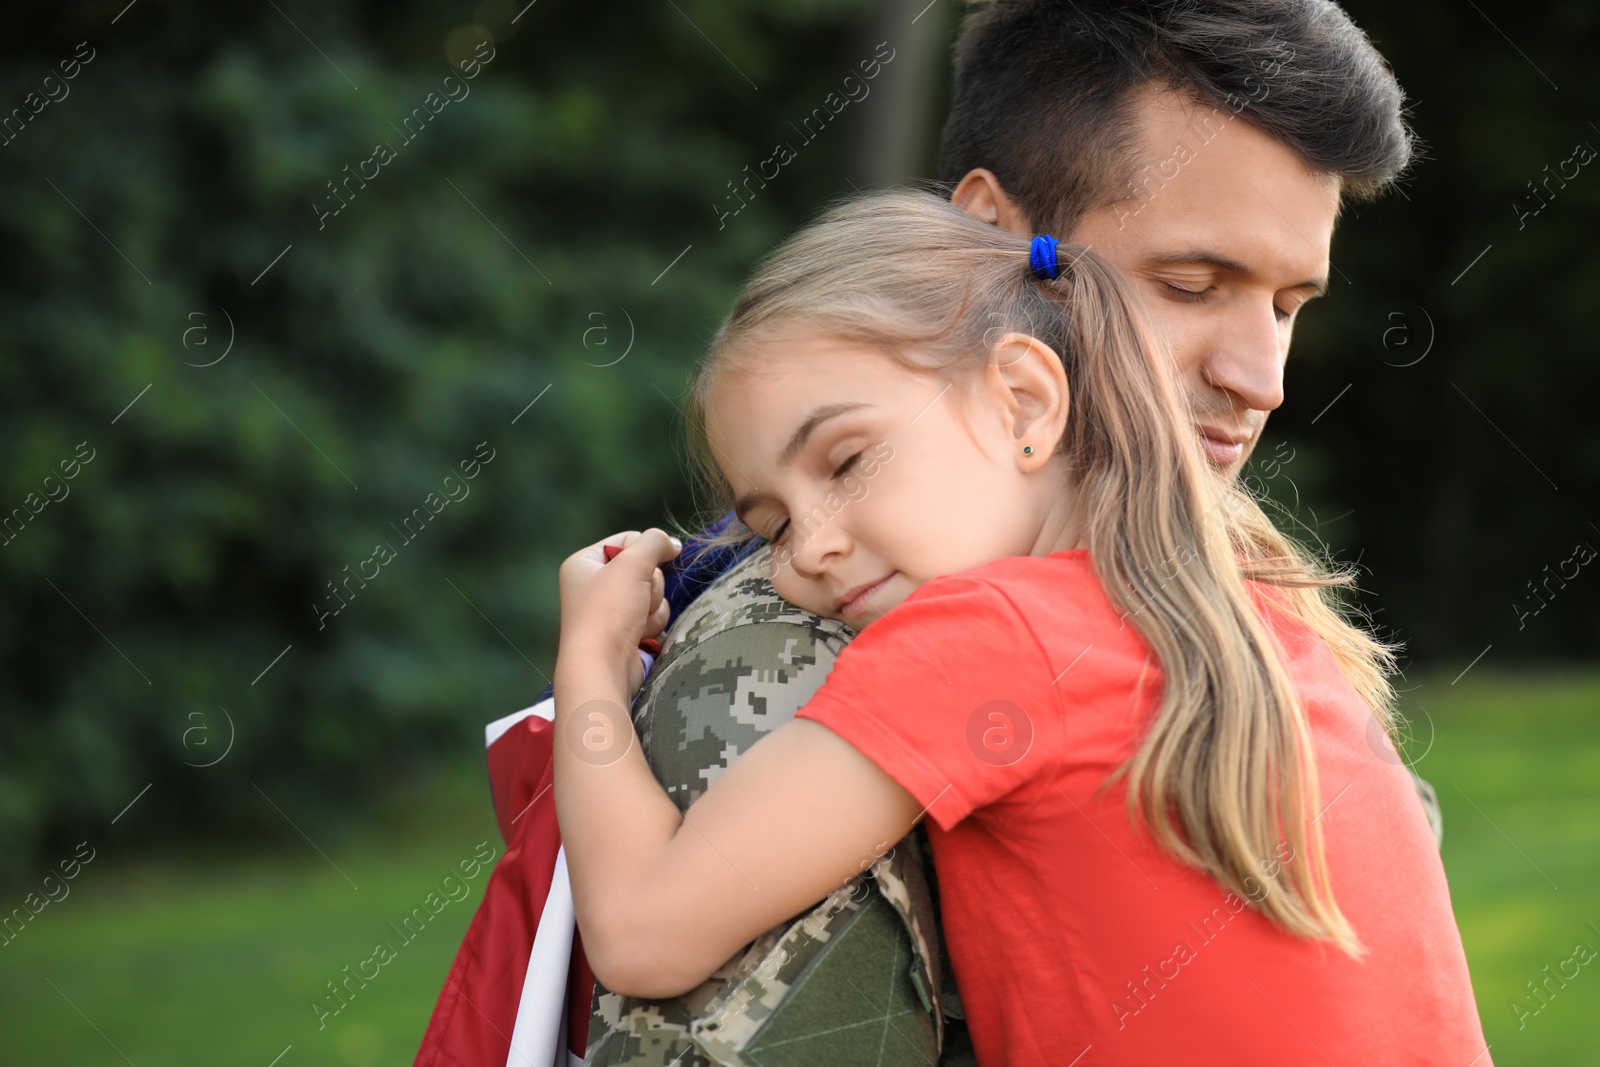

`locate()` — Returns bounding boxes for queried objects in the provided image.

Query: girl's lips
[837,574,893,619]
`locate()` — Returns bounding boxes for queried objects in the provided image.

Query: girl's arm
[554,529,922,999]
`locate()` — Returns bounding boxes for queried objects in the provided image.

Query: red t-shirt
[795,550,1489,1066]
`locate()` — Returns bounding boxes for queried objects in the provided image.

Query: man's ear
[950,168,1032,236]
[982,332,1069,468]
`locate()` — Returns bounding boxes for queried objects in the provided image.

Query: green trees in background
[0,0,918,873]
[0,0,1595,875]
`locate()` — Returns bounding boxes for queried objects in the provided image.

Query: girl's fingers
[622,527,682,568]
[566,529,680,637]
[588,528,680,571]
[576,530,640,567]
[609,530,644,552]
[647,596,671,638]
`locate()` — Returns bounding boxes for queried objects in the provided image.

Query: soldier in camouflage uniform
[584,544,976,1067]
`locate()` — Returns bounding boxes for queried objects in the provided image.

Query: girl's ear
[983,332,1069,470]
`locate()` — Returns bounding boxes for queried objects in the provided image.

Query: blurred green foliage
[0,0,913,873]
[0,0,1596,882]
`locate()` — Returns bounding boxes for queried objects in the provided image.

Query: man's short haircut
[937,0,1416,235]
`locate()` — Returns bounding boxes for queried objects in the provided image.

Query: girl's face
[706,332,1076,627]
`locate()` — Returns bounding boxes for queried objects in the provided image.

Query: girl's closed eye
[766,453,862,543]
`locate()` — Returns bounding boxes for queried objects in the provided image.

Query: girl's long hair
[684,189,1395,952]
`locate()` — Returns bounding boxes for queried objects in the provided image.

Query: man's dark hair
[937,0,1415,234]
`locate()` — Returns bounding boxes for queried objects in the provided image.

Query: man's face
[961,89,1342,476]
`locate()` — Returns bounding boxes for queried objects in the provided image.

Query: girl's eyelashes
[763,453,862,544]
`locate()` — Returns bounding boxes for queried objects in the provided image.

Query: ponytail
[1039,241,1392,952]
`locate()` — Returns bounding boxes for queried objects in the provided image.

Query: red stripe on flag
[416,713,582,1065]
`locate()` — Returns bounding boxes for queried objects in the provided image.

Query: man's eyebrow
[731,401,869,522]
[1146,250,1327,296]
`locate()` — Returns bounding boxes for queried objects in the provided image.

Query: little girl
[552,190,1489,1064]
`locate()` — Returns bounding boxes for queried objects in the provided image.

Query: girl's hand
[557,528,681,693]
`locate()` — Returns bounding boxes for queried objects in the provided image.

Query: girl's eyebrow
[733,401,870,522]
[778,402,870,465]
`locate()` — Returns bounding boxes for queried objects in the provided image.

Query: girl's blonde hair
[685,189,1396,953]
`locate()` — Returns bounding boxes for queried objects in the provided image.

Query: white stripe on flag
[506,845,577,1067]
[486,697,556,748]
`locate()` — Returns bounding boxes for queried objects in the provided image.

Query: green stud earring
[1023,445,1034,455]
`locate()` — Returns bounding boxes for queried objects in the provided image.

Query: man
[941,0,1405,481]
[426,3,1432,1064]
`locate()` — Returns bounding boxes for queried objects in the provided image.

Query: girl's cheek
[770,566,799,602]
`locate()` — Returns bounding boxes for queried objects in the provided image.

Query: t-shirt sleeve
[794,573,1058,831]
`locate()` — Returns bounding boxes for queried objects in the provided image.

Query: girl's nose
[783,501,849,578]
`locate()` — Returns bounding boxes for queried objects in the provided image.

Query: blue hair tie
[1029,234,1062,280]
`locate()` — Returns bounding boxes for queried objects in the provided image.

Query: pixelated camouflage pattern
[585,545,961,1067]
[689,856,939,1066]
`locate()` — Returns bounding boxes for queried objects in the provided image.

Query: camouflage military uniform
[583,545,976,1067]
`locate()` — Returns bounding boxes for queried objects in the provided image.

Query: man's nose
[1204,304,1286,414]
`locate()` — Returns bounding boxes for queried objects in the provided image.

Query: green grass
[1,670,1596,1065]
[1408,669,1600,1064]
[0,763,503,1067]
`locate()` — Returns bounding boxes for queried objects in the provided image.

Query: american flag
[412,695,593,1067]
